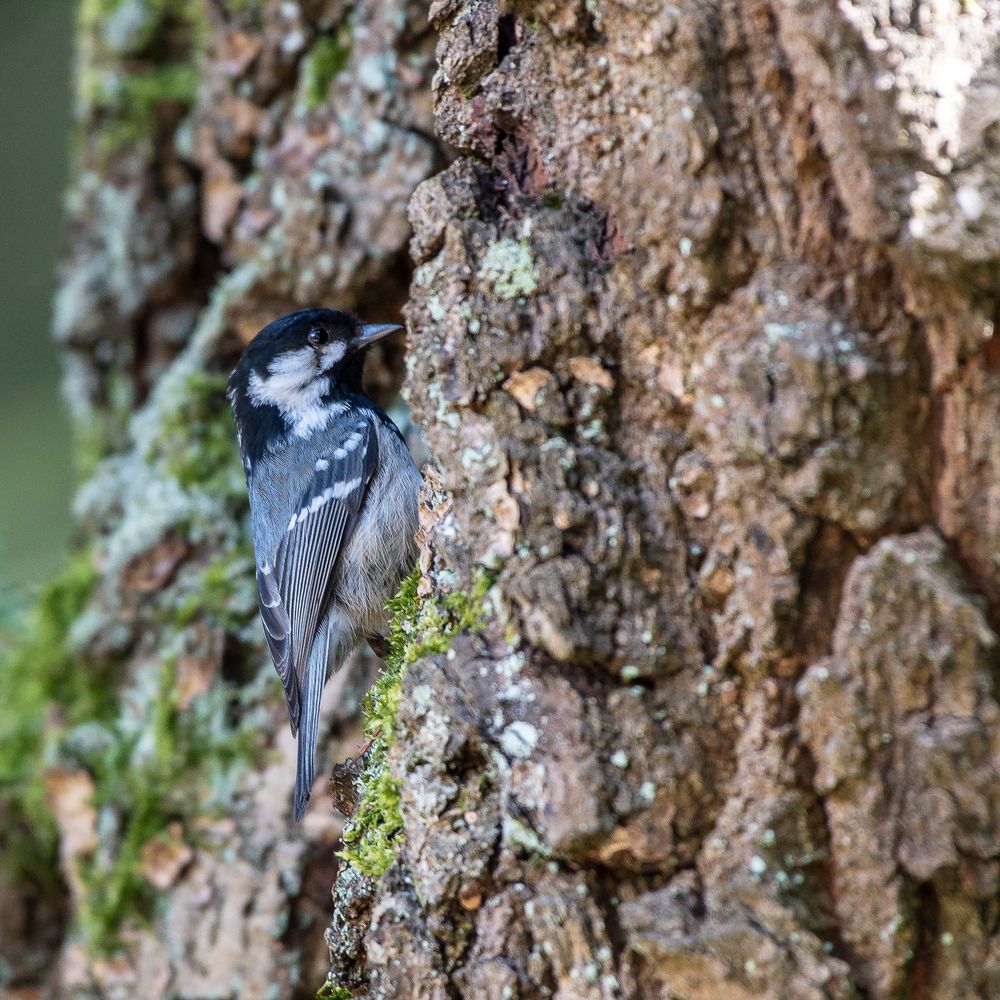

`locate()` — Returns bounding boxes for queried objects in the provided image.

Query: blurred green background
[0,1,77,595]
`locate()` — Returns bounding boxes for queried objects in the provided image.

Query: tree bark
[6,1,1000,999]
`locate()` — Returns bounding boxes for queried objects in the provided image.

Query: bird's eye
[307,327,329,347]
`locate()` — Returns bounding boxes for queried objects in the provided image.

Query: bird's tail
[293,621,331,822]
[293,612,357,822]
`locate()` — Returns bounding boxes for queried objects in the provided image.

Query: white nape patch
[286,477,363,531]
[248,346,346,438]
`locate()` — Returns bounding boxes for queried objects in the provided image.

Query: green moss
[157,371,245,502]
[0,537,259,954]
[301,29,352,109]
[336,766,402,878]
[336,570,492,877]
[78,0,205,154]
[0,360,259,952]
[79,0,127,31]
[0,551,101,885]
[316,984,354,1000]
[75,654,257,953]
[171,545,256,632]
[101,63,199,150]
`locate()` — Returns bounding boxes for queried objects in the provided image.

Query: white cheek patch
[248,347,343,438]
[258,345,316,383]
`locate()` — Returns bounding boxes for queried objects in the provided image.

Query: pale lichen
[481,238,539,300]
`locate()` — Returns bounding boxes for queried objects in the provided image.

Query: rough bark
[5,1,1000,999]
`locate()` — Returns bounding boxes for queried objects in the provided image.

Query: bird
[227,308,421,821]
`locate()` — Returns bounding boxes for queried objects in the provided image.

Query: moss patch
[0,552,102,886]
[0,538,261,954]
[337,570,492,877]
[73,654,257,952]
[78,0,204,154]
[316,984,354,1000]
[157,371,246,502]
[2,334,265,955]
[301,29,352,109]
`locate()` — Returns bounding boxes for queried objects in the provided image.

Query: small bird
[228,308,421,820]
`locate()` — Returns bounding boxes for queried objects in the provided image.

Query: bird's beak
[350,323,403,353]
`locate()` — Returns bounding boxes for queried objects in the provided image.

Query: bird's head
[228,308,401,445]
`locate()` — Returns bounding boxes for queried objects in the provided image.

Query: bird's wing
[257,560,292,715]
[256,416,379,732]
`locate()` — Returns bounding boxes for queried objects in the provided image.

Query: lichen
[171,545,257,634]
[78,363,247,576]
[481,238,539,300]
[336,569,492,877]
[502,814,550,858]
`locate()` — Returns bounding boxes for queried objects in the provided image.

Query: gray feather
[293,616,331,821]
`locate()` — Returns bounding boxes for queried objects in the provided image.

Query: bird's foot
[329,728,383,816]
[354,727,381,759]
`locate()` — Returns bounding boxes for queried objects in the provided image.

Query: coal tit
[228,308,421,821]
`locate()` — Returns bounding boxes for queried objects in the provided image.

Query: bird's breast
[333,424,421,630]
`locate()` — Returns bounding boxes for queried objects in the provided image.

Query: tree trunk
[5,1,1000,999]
